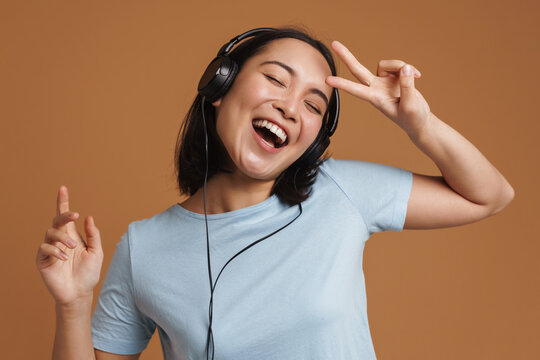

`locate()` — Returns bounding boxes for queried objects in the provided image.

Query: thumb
[84,216,102,253]
[399,64,416,105]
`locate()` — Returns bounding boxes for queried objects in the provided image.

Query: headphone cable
[200,97,303,360]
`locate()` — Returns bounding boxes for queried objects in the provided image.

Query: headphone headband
[217,28,276,56]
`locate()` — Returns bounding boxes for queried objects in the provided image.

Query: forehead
[245,38,333,95]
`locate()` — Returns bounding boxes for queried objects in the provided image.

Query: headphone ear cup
[295,130,330,167]
[295,93,337,167]
[198,56,239,103]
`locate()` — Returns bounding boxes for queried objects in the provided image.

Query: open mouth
[252,119,289,149]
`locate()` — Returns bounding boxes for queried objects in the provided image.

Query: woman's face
[212,37,333,182]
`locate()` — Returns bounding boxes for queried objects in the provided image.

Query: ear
[211,98,222,107]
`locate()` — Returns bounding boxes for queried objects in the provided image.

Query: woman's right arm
[36,186,141,360]
[53,296,95,359]
[54,297,140,359]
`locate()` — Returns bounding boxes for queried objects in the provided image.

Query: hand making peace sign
[326,40,432,137]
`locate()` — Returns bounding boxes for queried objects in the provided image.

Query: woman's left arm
[326,41,515,230]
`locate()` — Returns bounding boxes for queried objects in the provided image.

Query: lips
[251,120,289,153]
[251,118,289,149]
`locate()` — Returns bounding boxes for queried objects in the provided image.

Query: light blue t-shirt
[91,158,413,359]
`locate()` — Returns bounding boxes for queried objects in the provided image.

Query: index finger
[331,40,375,86]
[57,185,70,216]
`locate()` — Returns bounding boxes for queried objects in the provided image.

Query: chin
[236,153,287,181]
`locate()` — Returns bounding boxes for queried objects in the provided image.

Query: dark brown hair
[174,27,337,205]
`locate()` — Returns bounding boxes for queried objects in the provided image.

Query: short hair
[174,26,338,205]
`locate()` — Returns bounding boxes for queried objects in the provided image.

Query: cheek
[242,70,287,100]
[214,108,234,147]
[300,118,323,146]
[241,78,274,103]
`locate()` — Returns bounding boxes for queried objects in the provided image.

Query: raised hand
[36,185,104,306]
[326,40,432,137]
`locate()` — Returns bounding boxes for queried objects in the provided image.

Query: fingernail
[67,239,77,248]
[60,252,68,260]
[403,65,412,76]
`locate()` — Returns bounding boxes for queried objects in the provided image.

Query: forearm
[409,112,514,212]
[53,296,96,360]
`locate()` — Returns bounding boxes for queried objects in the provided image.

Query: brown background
[1,0,538,358]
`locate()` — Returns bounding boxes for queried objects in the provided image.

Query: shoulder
[312,157,408,206]
[319,157,407,185]
[126,204,180,243]
[318,158,413,233]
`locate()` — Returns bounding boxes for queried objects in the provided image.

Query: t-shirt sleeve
[91,229,156,354]
[321,158,413,235]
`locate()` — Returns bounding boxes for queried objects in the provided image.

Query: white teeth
[252,119,287,145]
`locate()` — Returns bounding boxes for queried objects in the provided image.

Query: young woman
[36,27,514,360]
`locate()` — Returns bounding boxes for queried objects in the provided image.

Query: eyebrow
[260,60,330,108]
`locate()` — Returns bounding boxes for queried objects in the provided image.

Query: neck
[180,170,276,215]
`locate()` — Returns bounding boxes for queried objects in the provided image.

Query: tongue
[255,127,277,148]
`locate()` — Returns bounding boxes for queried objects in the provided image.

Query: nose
[272,96,299,122]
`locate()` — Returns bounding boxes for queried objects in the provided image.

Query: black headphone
[197,27,340,167]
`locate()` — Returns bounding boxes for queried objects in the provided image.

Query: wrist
[407,112,438,146]
[56,294,94,319]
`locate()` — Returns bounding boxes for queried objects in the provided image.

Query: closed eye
[265,74,284,86]
[306,102,322,115]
